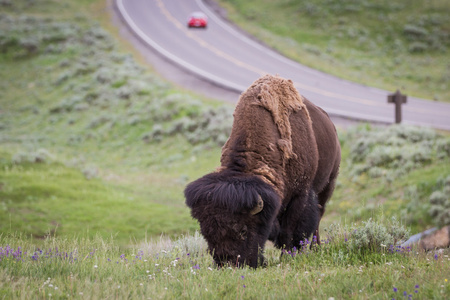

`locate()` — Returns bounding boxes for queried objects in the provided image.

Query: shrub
[324,217,410,254]
[142,124,164,143]
[185,106,233,146]
[82,165,98,180]
[436,138,450,159]
[428,176,450,228]
[403,24,428,39]
[0,0,12,6]
[166,117,198,135]
[12,148,54,164]
[87,115,112,129]
[0,14,81,58]
[408,42,428,53]
[347,217,410,252]
[172,231,207,256]
[346,125,447,180]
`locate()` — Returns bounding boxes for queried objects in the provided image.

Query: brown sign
[387,90,407,123]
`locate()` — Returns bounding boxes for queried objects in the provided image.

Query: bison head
[184,170,280,268]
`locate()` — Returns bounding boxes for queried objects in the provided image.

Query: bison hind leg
[314,175,338,245]
[293,191,320,248]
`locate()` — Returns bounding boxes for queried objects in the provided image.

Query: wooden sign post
[387,90,407,124]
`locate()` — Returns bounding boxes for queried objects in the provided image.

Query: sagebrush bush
[0,14,81,58]
[350,218,409,252]
[428,176,450,228]
[346,125,447,180]
[403,185,432,227]
[172,231,208,256]
[403,14,449,53]
[82,165,98,180]
[324,217,410,253]
[12,148,54,164]
[436,138,450,159]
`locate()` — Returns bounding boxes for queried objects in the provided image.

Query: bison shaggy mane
[185,169,280,224]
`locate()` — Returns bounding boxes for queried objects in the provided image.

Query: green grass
[216,0,450,102]
[0,232,449,299]
[0,155,197,244]
[0,0,448,240]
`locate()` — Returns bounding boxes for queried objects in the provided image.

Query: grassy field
[0,0,449,298]
[216,0,450,102]
[1,230,449,299]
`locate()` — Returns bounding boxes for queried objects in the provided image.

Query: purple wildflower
[240,275,245,280]
[434,253,438,260]
[393,287,398,292]
[193,264,200,270]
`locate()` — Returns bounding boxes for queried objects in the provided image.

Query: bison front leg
[268,218,280,243]
[275,191,320,250]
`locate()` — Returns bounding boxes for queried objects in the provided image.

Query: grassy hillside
[0,0,231,244]
[216,0,450,102]
[0,0,449,245]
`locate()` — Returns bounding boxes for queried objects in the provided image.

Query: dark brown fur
[185,75,341,268]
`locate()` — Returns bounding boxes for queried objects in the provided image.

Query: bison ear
[250,195,264,215]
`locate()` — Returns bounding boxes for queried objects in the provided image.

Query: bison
[185,74,341,268]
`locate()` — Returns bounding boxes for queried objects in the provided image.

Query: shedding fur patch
[251,75,308,161]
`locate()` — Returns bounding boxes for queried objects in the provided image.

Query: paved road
[115,0,450,130]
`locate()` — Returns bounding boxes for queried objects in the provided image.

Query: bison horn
[250,196,264,215]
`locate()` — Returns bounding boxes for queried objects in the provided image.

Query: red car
[187,12,208,28]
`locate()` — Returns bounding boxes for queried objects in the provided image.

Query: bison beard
[185,75,341,268]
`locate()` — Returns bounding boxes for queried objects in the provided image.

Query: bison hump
[242,74,310,161]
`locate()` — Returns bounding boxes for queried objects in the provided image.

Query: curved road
[115,0,450,130]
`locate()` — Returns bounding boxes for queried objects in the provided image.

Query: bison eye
[239,226,248,240]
